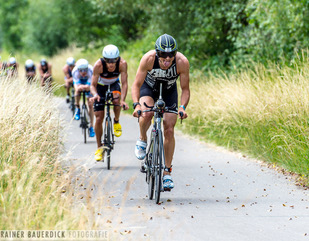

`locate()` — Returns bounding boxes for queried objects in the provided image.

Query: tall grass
[184,52,309,182]
[0,76,87,229]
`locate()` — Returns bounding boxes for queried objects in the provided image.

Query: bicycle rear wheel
[146,139,155,200]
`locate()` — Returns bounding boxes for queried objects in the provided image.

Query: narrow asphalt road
[58,98,309,241]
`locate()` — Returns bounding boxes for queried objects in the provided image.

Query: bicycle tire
[154,132,162,204]
[82,106,88,144]
[104,116,112,169]
[146,139,155,200]
[106,149,111,170]
[71,92,75,116]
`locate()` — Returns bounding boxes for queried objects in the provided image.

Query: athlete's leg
[87,97,94,128]
[138,96,154,142]
[163,113,177,175]
[94,110,105,148]
[112,92,121,121]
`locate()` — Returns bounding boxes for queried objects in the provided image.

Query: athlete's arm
[63,65,70,79]
[48,64,52,76]
[177,52,190,119]
[132,51,155,117]
[119,59,128,109]
[38,65,44,77]
[132,51,154,103]
[90,60,101,102]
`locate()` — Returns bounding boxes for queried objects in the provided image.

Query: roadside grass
[182,54,309,184]
[0,76,88,229]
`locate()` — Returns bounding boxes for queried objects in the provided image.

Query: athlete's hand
[178,109,188,119]
[91,94,100,103]
[121,101,129,110]
[133,105,142,118]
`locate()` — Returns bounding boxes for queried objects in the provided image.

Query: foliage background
[1,0,309,71]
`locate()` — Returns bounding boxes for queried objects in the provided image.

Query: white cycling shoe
[163,175,174,191]
[135,140,147,160]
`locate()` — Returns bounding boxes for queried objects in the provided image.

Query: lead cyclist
[132,34,190,190]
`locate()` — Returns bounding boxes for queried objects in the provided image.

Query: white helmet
[76,59,88,70]
[25,59,34,68]
[102,44,119,59]
[66,57,75,66]
[9,57,16,64]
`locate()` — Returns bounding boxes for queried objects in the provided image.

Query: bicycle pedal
[140,166,147,173]
[163,187,171,192]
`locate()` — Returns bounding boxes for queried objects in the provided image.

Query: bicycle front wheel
[70,91,75,116]
[154,132,163,204]
[104,116,112,169]
[82,106,88,144]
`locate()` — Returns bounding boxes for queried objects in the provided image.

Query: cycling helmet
[66,57,75,66]
[155,34,177,58]
[40,59,47,66]
[9,57,16,64]
[102,44,120,59]
[76,59,88,70]
[25,59,34,68]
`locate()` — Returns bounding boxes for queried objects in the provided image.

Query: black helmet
[155,34,177,58]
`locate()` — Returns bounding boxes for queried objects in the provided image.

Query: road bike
[97,85,120,169]
[79,90,89,144]
[139,82,182,204]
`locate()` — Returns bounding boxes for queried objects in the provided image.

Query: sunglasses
[79,68,88,73]
[157,51,177,58]
[104,57,119,63]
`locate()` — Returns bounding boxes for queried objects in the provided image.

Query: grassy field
[0,76,89,229]
[184,54,309,184]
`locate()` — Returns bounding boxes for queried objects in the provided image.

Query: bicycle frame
[144,82,175,204]
[102,84,117,169]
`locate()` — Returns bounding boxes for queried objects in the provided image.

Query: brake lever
[179,111,184,124]
[144,102,154,109]
[137,110,142,122]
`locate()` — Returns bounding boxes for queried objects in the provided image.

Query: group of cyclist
[25,59,53,88]
[66,34,190,190]
[0,56,53,89]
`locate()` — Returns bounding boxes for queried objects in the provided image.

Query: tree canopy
[0,0,308,70]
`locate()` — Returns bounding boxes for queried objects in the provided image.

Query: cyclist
[25,59,36,83]
[7,57,18,78]
[90,44,128,161]
[72,58,95,137]
[0,61,8,77]
[63,57,75,103]
[132,34,190,190]
[38,58,52,89]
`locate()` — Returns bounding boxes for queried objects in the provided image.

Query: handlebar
[143,102,178,115]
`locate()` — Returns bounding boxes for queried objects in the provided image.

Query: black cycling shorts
[140,81,178,111]
[94,81,121,112]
